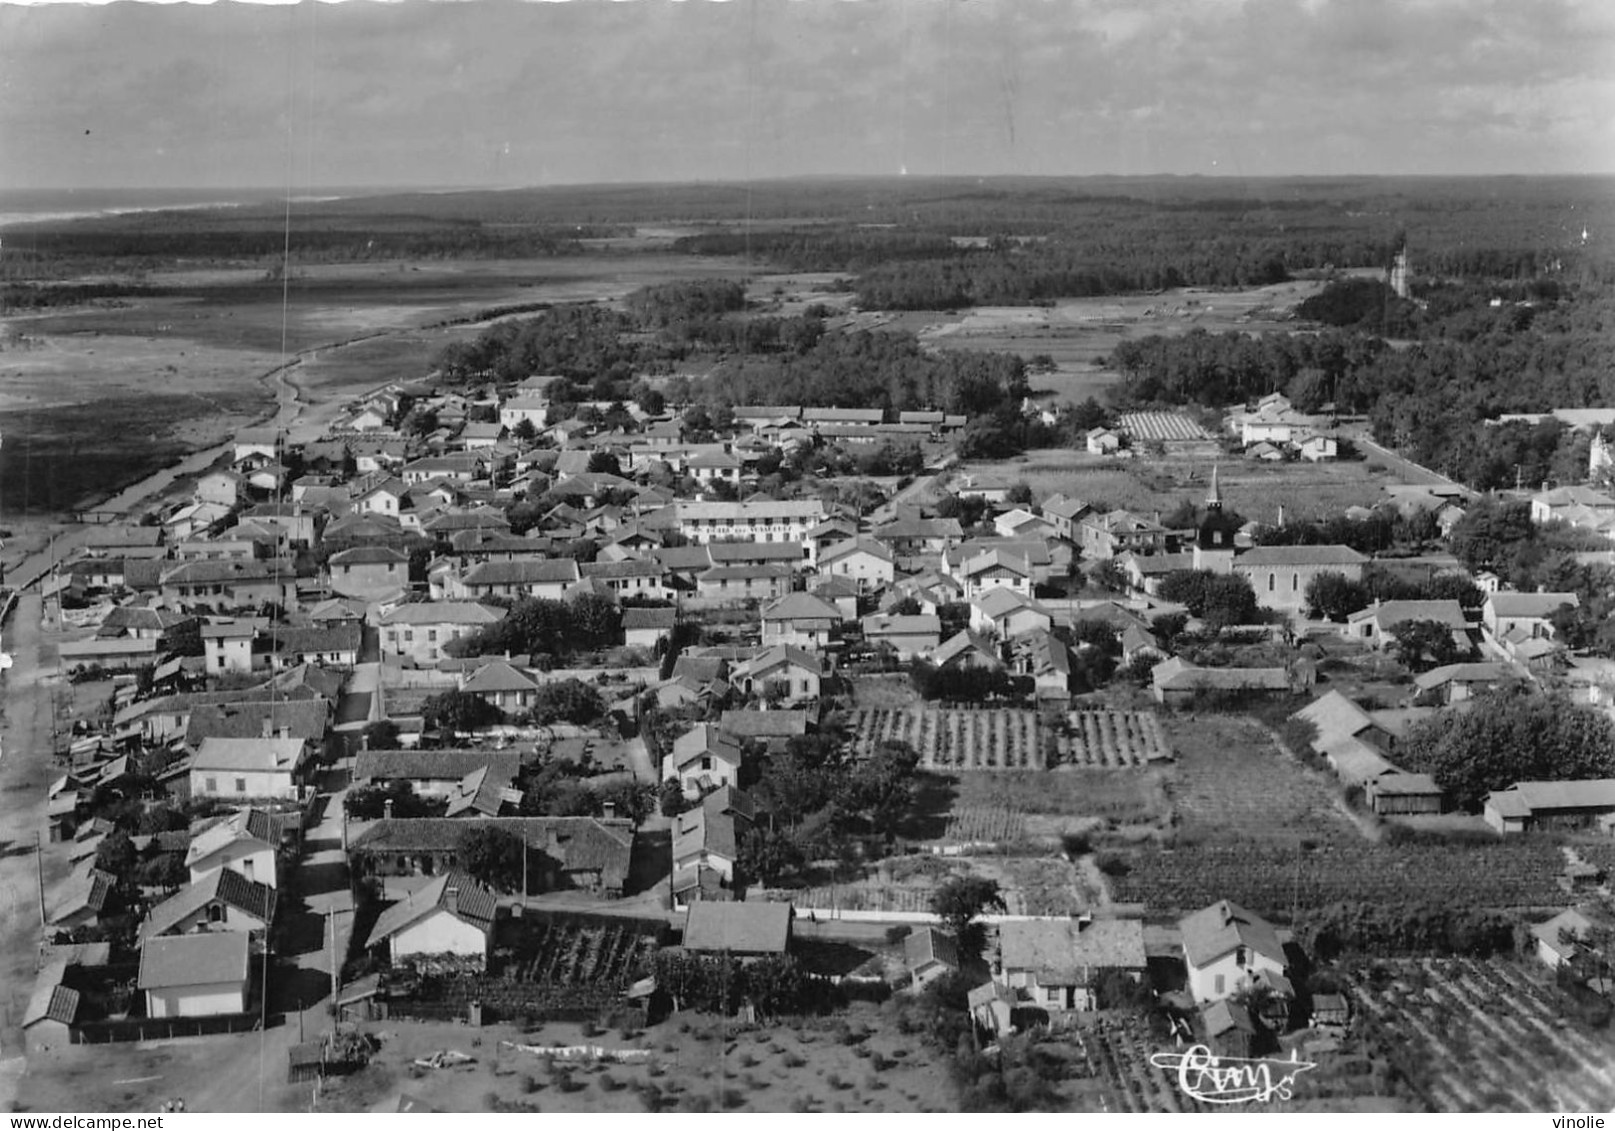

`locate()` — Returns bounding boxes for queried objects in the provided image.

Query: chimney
[262,717,273,739]
[602,800,617,821]
[279,725,290,741]
[446,886,459,916]
[384,799,394,819]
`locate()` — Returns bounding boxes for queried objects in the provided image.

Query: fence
[71,1011,260,1044]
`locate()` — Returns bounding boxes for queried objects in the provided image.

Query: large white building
[673,500,826,546]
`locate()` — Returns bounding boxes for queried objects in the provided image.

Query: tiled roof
[762,592,841,622]
[463,558,580,587]
[140,868,278,940]
[719,710,808,739]
[379,602,502,626]
[138,932,250,991]
[186,699,330,745]
[351,817,633,890]
[1234,545,1369,568]
[460,659,538,694]
[999,918,1146,980]
[366,872,498,948]
[683,901,792,953]
[355,749,522,783]
[1179,900,1285,969]
[191,737,306,774]
[24,962,81,1028]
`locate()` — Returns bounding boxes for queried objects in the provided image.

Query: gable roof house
[1482,592,1580,642]
[365,872,499,967]
[139,867,278,943]
[819,537,897,591]
[190,736,309,802]
[969,587,1054,640]
[23,960,81,1053]
[671,791,754,903]
[352,817,635,896]
[683,901,793,958]
[1343,599,1470,652]
[622,606,677,650]
[862,614,943,661]
[1179,900,1287,1004]
[139,931,252,1019]
[1483,779,1615,835]
[1152,657,1304,708]
[760,592,842,650]
[903,927,961,992]
[663,724,745,799]
[185,808,286,889]
[378,601,503,666]
[957,549,1034,602]
[461,557,580,602]
[995,916,1147,1012]
[731,645,824,704]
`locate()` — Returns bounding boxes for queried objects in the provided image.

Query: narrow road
[0,596,53,1088]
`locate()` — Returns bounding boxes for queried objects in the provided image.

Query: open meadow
[956,448,1399,525]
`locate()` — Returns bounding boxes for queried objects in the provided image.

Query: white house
[185,809,283,889]
[1179,899,1287,1003]
[662,724,744,798]
[202,620,262,675]
[732,644,824,702]
[499,394,550,433]
[760,592,842,650]
[365,873,498,968]
[996,916,1146,1012]
[819,537,896,591]
[378,601,503,666]
[1086,427,1122,456]
[190,737,308,801]
[138,932,251,1019]
[673,500,826,546]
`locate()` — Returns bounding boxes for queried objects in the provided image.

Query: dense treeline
[1,213,600,271]
[0,281,164,312]
[696,328,1028,416]
[1107,284,1615,489]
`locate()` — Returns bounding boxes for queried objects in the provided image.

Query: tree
[422,689,503,735]
[513,417,538,443]
[1305,571,1370,622]
[457,826,526,894]
[738,826,806,887]
[362,719,401,749]
[1398,685,1615,810]
[931,874,1006,962]
[165,619,204,658]
[1389,618,1467,672]
[530,679,607,726]
[838,740,921,838]
[1006,481,1033,506]
[586,451,622,476]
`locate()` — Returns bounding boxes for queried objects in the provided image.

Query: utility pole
[35,831,46,929]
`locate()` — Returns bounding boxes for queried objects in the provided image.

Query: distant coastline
[0,187,395,231]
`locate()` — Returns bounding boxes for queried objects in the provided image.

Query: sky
[2,0,1613,191]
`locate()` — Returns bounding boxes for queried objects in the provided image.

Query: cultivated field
[1117,411,1215,443]
[1163,715,1360,844]
[848,707,1046,771]
[1351,957,1615,1112]
[1059,710,1172,767]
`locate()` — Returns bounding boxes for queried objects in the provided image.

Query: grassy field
[1160,714,1362,845]
[955,449,1397,525]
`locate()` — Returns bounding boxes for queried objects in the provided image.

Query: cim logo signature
[1148,1045,1317,1104]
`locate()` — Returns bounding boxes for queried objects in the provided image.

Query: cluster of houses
[27,369,1615,1055]
[1226,393,1339,463]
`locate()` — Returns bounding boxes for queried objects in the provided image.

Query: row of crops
[1353,957,1615,1112]
[1059,710,1172,767]
[391,915,663,1021]
[1108,839,1576,915]
[1072,1014,1208,1113]
[849,707,1046,770]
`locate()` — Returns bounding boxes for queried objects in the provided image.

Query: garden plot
[1352,957,1615,1112]
[1060,710,1171,767]
[848,707,1044,771]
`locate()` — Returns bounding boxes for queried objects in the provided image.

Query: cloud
[0,0,1609,188]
